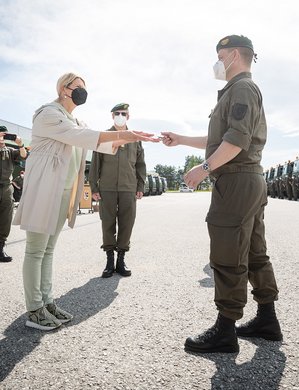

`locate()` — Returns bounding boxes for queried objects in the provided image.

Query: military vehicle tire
[292,185,298,201]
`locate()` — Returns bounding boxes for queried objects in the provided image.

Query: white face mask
[213,52,235,81]
[114,115,127,127]
[213,60,226,80]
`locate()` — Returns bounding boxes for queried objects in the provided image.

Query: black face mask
[67,87,88,106]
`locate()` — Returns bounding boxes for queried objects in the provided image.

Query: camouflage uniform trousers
[0,184,14,242]
[99,191,137,252]
[206,172,279,321]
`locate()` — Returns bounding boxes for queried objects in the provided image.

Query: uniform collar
[217,72,252,101]
[111,125,128,131]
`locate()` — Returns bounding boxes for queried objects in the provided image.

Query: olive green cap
[0,125,8,132]
[216,35,254,53]
[111,103,129,112]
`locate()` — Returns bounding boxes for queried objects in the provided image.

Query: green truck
[291,157,299,201]
[279,161,294,200]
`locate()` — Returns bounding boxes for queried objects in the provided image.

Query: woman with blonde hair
[13,72,157,331]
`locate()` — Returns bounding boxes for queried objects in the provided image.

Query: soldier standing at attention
[0,127,27,262]
[89,103,146,278]
[162,35,282,353]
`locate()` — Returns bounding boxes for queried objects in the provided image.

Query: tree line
[154,155,210,190]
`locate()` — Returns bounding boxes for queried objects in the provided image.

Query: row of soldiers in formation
[264,157,299,201]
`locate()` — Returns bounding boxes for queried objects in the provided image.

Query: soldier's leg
[116,191,136,251]
[99,191,118,251]
[236,204,282,340]
[248,205,279,303]
[0,186,14,262]
[0,185,14,242]
[207,173,265,320]
[208,215,254,320]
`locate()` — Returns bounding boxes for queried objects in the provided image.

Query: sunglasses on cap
[114,112,127,116]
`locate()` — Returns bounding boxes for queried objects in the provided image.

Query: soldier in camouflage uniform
[89,103,146,278]
[0,127,27,262]
[162,35,282,353]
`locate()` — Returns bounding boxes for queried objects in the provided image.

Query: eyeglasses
[114,112,127,116]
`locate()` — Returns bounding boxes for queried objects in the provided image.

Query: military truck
[154,176,163,195]
[272,165,283,198]
[291,157,299,201]
[144,176,150,196]
[279,161,294,200]
[160,177,168,192]
[267,167,275,197]
[263,170,269,193]
[148,174,157,195]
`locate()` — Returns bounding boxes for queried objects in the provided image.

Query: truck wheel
[292,185,298,201]
[286,184,293,200]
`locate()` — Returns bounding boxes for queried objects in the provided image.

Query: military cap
[216,35,254,53]
[0,125,8,132]
[111,103,129,112]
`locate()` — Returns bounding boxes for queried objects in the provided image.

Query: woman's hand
[121,130,160,143]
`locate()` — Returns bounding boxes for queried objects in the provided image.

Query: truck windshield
[293,161,299,173]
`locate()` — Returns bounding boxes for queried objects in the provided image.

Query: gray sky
[0,0,298,170]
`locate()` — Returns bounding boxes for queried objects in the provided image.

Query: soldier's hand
[184,164,208,188]
[160,132,181,147]
[136,192,143,199]
[92,192,101,201]
[15,136,23,146]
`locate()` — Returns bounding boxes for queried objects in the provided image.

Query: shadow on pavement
[198,263,214,288]
[0,276,119,382]
[187,339,286,389]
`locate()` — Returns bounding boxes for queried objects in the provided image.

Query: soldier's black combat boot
[185,313,239,353]
[101,250,115,278]
[115,250,131,277]
[0,241,12,263]
[236,302,283,341]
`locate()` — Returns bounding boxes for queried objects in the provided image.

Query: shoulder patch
[232,103,248,120]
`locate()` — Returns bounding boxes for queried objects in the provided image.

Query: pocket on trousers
[206,211,243,267]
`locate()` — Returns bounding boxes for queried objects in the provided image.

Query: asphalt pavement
[0,192,298,390]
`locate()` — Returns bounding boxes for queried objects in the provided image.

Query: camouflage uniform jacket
[89,126,146,193]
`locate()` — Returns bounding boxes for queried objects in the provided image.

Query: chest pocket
[127,143,138,163]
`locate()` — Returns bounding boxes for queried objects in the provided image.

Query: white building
[0,118,32,147]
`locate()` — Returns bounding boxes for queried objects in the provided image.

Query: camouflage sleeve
[88,151,102,193]
[224,84,262,151]
[135,142,146,193]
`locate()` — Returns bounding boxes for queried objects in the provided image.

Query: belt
[210,169,263,183]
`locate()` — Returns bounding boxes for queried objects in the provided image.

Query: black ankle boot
[236,302,283,341]
[0,241,12,263]
[115,250,131,277]
[102,250,115,278]
[185,313,239,353]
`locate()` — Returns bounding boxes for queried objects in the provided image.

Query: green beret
[216,35,254,53]
[0,125,8,132]
[111,103,129,112]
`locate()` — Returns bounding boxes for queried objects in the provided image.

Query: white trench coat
[13,102,115,235]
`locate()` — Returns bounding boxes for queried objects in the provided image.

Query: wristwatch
[202,160,212,174]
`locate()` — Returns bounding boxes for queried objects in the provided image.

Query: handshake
[120,130,177,147]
